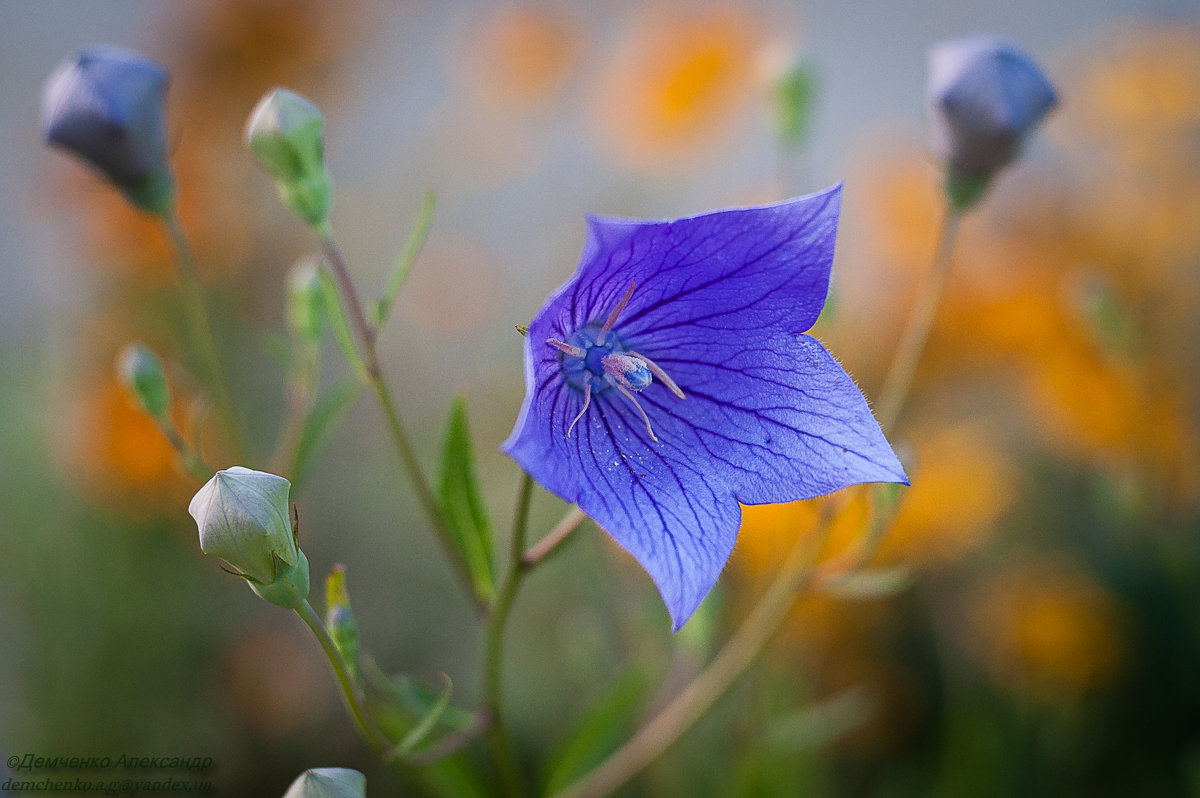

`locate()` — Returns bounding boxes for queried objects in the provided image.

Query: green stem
[153,414,212,481]
[295,599,388,752]
[163,211,248,462]
[316,229,479,607]
[874,205,962,432]
[482,472,534,798]
[553,512,834,798]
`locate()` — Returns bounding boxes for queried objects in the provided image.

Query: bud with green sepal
[324,566,361,684]
[116,343,171,419]
[246,88,333,229]
[286,256,327,346]
[189,467,310,609]
[282,768,365,798]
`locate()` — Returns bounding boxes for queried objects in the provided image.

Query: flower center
[545,282,685,442]
[558,325,651,394]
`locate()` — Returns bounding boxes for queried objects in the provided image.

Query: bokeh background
[2,1,1199,795]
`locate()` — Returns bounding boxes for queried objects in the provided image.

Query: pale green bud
[246,88,333,228]
[189,466,310,609]
[282,768,366,798]
[287,257,326,344]
[116,342,170,418]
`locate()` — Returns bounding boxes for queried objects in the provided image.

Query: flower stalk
[316,229,479,607]
[874,205,963,432]
[481,472,534,798]
[164,210,248,462]
[295,599,389,753]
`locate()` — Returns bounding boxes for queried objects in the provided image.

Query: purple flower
[927,36,1057,182]
[503,186,908,630]
[41,46,175,215]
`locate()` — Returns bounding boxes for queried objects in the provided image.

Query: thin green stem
[553,512,835,798]
[163,211,248,462]
[153,414,211,481]
[296,599,388,753]
[316,229,479,607]
[482,472,534,798]
[874,205,962,432]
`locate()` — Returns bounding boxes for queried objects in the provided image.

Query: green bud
[116,342,170,418]
[324,566,360,681]
[189,466,310,609]
[246,88,333,228]
[773,58,817,150]
[282,768,365,798]
[287,257,326,344]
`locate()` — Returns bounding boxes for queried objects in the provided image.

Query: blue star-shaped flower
[503,185,908,630]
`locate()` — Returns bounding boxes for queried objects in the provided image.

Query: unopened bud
[282,768,366,798]
[189,467,309,609]
[116,343,170,418]
[246,88,333,228]
[287,257,326,344]
[927,36,1057,209]
[42,46,176,216]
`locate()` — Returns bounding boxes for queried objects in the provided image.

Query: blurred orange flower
[593,4,762,170]
[452,4,580,110]
[963,556,1126,700]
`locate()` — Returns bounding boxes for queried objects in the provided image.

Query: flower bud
[927,36,1057,208]
[282,768,366,798]
[246,88,333,228]
[189,467,310,609]
[41,46,176,216]
[286,257,327,344]
[116,343,171,418]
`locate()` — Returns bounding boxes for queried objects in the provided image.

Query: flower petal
[503,185,907,629]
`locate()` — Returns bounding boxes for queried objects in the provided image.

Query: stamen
[547,338,585,357]
[614,383,659,443]
[566,382,592,438]
[628,351,686,400]
[598,281,637,344]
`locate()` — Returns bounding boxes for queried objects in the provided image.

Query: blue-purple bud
[282,768,366,798]
[927,36,1057,208]
[41,46,175,216]
[189,467,310,609]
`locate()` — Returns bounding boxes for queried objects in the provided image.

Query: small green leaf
[373,189,436,328]
[821,567,911,600]
[318,266,369,383]
[393,674,453,757]
[543,670,651,795]
[292,376,362,488]
[765,685,876,753]
[774,60,817,150]
[437,397,496,605]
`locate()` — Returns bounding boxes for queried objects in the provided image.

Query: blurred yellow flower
[593,4,761,170]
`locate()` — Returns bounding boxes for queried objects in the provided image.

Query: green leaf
[765,685,876,753]
[291,376,362,488]
[543,670,651,795]
[318,266,369,383]
[373,189,436,328]
[821,567,911,600]
[774,60,817,150]
[393,674,453,757]
[437,397,496,605]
